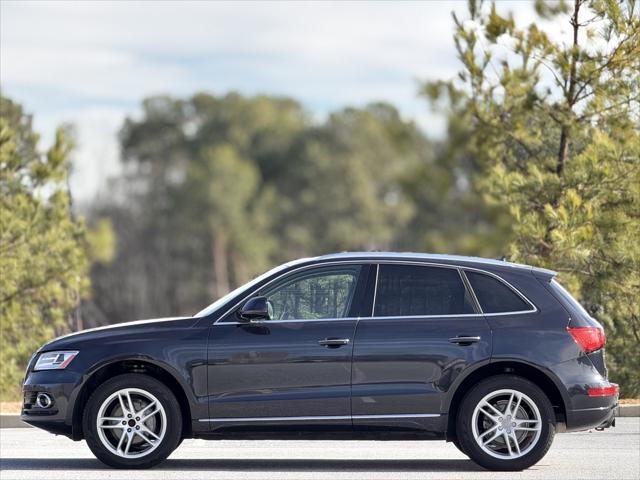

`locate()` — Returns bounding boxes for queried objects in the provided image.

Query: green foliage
[88,94,433,322]
[437,0,640,395]
[0,96,91,400]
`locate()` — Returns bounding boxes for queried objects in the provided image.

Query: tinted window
[466,271,532,313]
[374,265,475,316]
[261,266,360,320]
[548,279,590,319]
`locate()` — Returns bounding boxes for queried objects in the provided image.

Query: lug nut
[127,428,131,432]
[512,422,516,427]
[136,417,140,421]
[127,414,132,418]
[136,426,140,430]
[122,421,126,425]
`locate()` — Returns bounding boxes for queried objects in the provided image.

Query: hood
[41,316,196,351]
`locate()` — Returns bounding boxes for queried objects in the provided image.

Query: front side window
[465,270,533,313]
[261,266,361,320]
[374,264,475,317]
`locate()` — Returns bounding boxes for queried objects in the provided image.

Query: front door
[206,264,369,431]
[351,263,492,431]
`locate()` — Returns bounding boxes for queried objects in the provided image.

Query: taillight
[567,326,606,353]
[588,385,619,397]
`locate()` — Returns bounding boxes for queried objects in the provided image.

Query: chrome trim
[198,413,440,423]
[371,264,379,317]
[459,268,483,314]
[462,266,538,314]
[353,413,440,419]
[213,259,538,325]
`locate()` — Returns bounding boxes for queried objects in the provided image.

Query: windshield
[194,261,298,317]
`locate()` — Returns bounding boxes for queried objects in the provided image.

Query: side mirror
[238,296,270,322]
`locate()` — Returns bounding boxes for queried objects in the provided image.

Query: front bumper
[21,370,83,438]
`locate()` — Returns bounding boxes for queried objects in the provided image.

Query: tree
[0,95,90,399]
[88,94,438,323]
[431,0,640,395]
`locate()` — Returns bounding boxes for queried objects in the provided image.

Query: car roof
[295,251,556,277]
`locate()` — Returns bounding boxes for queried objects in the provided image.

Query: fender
[69,353,198,437]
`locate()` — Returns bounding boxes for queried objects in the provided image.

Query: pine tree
[432,0,639,395]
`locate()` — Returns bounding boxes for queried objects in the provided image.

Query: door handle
[318,338,350,347]
[449,336,481,344]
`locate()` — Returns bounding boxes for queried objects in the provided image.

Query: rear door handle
[449,336,481,344]
[318,338,350,347]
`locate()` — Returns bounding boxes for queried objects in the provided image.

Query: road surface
[1,417,638,479]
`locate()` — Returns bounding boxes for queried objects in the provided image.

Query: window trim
[460,268,538,316]
[213,260,537,325]
[258,265,362,322]
[371,263,478,318]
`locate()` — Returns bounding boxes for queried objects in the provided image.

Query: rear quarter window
[466,270,533,314]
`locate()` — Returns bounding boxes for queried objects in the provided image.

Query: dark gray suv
[22,252,618,470]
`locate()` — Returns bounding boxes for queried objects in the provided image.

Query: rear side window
[465,271,532,314]
[548,279,591,319]
[374,265,475,317]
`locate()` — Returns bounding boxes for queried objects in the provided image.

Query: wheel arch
[445,360,568,441]
[71,358,193,441]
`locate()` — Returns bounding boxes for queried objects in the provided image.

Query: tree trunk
[212,231,229,299]
[557,0,582,176]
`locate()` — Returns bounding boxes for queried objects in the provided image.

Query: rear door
[351,263,492,431]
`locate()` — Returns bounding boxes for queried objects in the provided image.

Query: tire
[452,438,467,456]
[83,373,182,469]
[455,375,555,471]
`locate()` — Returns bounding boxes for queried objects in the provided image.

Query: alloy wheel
[471,388,542,460]
[96,387,167,458]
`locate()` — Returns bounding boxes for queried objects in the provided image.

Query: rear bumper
[565,401,617,432]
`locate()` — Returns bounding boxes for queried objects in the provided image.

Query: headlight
[33,351,79,371]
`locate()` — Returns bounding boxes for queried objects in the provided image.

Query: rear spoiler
[531,266,557,282]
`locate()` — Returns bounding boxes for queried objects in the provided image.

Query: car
[21,252,618,470]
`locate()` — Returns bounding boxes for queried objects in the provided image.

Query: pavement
[0,418,638,480]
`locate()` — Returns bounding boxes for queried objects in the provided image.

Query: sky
[1,1,537,201]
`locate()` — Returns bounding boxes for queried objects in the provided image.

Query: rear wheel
[83,373,182,468]
[456,375,555,471]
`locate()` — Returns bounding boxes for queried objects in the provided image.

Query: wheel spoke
[116,431,126,453]
[514,426,540,432]
[134,430,155,446]
[140,407,161,423]
[99,416,123,424]
[510,432,521,455]
[482,428,502,446]
[125,391,136,415]
[481,401,503,418]
[140,425,160,440]
[137,400,156,417]
[504,432,514,457]
[478,424,499,440]
[513,394,523,418]
[117,393,129,415]
[100,424,125,430]
[505,392,515,415]
[124,432,134,455]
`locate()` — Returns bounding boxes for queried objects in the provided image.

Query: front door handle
[449,336,481,345]
[318,338,350,347]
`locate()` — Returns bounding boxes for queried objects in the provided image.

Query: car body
[22,252,618,470]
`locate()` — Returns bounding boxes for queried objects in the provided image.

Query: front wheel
[455,375,555,471]
[83,373,182,468]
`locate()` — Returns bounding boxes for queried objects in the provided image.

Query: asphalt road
[1,418,638,480]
